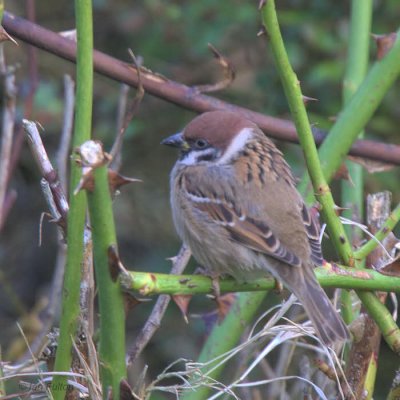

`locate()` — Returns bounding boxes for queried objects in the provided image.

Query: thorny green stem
[122,265,400,296]
[261,0,400,354]
[87,163,126,398]
[51,1,93,399]
[261,0,353,264]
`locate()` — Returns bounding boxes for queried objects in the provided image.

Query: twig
[56,74,75,192]
[354,202,400,261]
[344,192,391,399]
[24,0,38,119]
[0,62,16,230]
[126,244,191,366]
[21,119,70,359]
[3,11,400,165]
[21,244,66,360]
[111,83,129,171]
[110,50,144,168]
[23,120,69,235]
[192,43,235,94]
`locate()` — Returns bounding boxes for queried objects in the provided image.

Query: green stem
[87,164,126,398]
[261,0,400,354]
[302,25,400,188]
[123,265,400,295]
[180,292,266,400]
[261,0,353,264]
[340,0,372,325]
[51,1,93,398]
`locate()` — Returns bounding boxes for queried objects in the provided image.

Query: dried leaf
[333,163,353,184]
[315,358,340,381]
[372,32,397,60]
[200,293,237,335]
[348,155,396,173]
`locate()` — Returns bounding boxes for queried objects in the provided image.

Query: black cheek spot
[197,153,216,162]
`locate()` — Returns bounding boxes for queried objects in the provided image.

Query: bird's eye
[194,139,208,149]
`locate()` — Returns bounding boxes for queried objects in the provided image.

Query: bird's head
[161,111,258,165]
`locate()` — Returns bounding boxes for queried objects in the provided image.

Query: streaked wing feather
[189,189,302,267]
[301,203,323,266]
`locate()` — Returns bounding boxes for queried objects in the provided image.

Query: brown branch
[110,50,144,169]
[3,11,400,165]
[56,74,75,192]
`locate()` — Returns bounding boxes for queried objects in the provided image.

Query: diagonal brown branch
[3,11,400,165]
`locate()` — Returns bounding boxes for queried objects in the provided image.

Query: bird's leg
[193,265,221,298]
[273,278,283,294]
[210,275,221,299]
[194,266,228,319]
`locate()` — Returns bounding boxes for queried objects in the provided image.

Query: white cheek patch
[217,127,253,165]
[179,150,198,166]
[179,148,216,165]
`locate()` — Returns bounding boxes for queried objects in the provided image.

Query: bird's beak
[161,132,190,151]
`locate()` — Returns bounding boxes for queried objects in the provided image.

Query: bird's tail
[299,268,349,345]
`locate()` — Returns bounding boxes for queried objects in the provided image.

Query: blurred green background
[1,0,399,396]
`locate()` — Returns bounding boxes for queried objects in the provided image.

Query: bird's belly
[184,228,271,282]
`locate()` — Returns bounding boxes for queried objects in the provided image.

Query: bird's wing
[182,171,302,267]
[300,203,323,266]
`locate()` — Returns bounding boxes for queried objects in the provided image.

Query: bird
[161,110,349,345]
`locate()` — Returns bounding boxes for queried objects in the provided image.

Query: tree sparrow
[161,111,349,345]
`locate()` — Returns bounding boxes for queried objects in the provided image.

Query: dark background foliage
[1,0,399,395]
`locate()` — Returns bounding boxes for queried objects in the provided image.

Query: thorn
[0,26,18,45]
[123,293,142,315]
[257,26,267,37]
[59,29,77,42]
[258,0,267,10]
[372,32,397,60]
[108,170,141,194]
[172,295,191,323]
[302,95,318,104]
